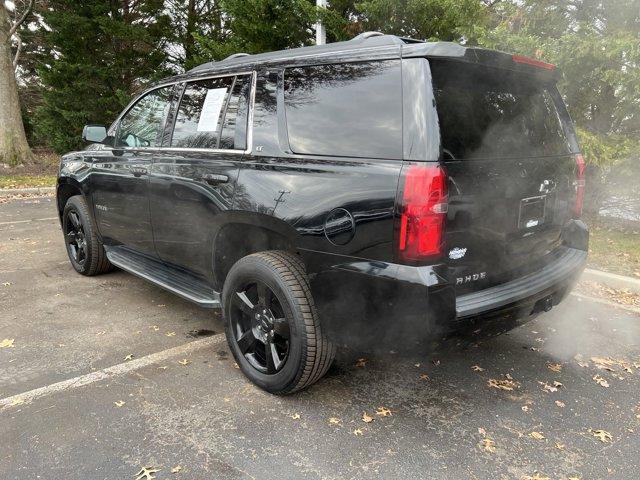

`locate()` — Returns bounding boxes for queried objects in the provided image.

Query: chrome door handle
[201,173,229,185]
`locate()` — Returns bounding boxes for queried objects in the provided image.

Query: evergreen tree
[35,0,171,153]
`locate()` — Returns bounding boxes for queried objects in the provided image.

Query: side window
[283,60,402,159]
[171,75,250,150]
[116,87,172,148]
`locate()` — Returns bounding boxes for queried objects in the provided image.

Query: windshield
[430,59,572,160]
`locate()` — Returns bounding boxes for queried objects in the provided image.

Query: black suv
[57,32,588,394]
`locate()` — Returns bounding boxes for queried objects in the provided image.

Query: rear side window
[283,60,402,159]
[430,59,571,160]
[171,74,251,150]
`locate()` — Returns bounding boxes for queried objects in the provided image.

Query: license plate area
[518,195,546,229]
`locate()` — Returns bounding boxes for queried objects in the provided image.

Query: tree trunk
[0,4,32,166]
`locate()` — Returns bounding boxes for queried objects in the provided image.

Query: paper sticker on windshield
[197,88,227,132]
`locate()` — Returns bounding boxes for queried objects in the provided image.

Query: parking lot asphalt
[1,197,639,480]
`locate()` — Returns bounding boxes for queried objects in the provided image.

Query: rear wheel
[62,195,112,276]
[222,251,335,394]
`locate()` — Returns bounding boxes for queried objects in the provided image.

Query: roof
[159,32,558,85]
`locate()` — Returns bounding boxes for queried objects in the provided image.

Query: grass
[0,174,57,189]
[587,219,640,278]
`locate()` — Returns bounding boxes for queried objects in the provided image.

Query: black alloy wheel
[64,209,87,266]
[222,251,335,394]
[62,195,113,276]
[229,281,291,374]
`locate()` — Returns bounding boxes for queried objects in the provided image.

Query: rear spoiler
[401,43,561,82]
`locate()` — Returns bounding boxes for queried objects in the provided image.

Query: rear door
[149,73,252,280]
[429,59,580,293]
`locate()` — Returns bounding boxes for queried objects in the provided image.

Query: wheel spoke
[68,212,80,229]
[236,329,256,354]
[265,340,280,373]
[272,317,288,338]
[235,291,255,316]
[257,283,271,309]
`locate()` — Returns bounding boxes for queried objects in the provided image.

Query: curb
[581,268,640,294]
[0,186,55,198]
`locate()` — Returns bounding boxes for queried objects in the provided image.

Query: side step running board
[105,246,221,309]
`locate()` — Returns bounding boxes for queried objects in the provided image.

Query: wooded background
[2,0,639,192]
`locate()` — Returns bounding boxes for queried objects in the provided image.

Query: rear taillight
[573,153,586,218]
[397,164,448,262]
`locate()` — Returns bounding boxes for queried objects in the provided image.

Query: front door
[91,85,174,257]
[150,73,253,280]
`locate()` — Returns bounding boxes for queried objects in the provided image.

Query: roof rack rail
[223,52,250,61]
[351,31,385,41]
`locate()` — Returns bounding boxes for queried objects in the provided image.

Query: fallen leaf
[376,406,392,417]
[593,374,610,388]
[555,400,566,408]
[522,405,530,412]
[414,363,421,367]
[150,325,159,331]
[362,412,374,423]
[0,338,15,348]
[353,428,363,436]
[165,332,176,337]
[553,381,563,388]
[355,358,367,368]
[290,413,300,420]
[591,429,613,443]
[529,431,545,440]
[488,377,520,391]
[522,474,550,480]
[2,282,11,287]
[178,359,191,366]
[538,381,558,393]
[479,437,496,452]
[547,363,562,373]
[419,374,430,380]
[555,442,565,450]
[96,331,106,336]
[114,400,125,407]
[135,467,161,480]
[171,466,182,474]
[124,354,134,361]
[471,365,485,372]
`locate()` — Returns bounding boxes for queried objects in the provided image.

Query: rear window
[430,59,572,160]
[283,60,402,159]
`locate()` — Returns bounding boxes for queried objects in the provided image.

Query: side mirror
[82,125,108,144]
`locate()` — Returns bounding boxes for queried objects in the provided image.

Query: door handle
[132,167,147,177]
[201,173,229,185]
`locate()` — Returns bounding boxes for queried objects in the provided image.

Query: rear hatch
[429,55,581,294]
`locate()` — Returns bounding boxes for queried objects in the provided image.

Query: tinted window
[430,59,571,160]
[284,60,402,159]
[220,75,251,150]
[117,87,172,147]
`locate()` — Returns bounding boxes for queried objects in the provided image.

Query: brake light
[512,54,556,71]
[397,164,448,261]
[573,154,586,218]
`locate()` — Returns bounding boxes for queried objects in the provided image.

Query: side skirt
[105,246,221,309]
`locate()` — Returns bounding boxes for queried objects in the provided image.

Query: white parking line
[0,334,226,410]
[0,216,59,226]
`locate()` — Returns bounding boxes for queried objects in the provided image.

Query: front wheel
[62,195,112,276]
[222,251,335,394]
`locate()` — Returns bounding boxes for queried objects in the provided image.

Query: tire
[222,251,335,394]
[62,195,113,276]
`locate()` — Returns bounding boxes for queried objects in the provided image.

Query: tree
[35,0,172,153]
[0,0,34,166]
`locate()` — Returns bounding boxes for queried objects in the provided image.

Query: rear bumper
[455,247,587,319]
